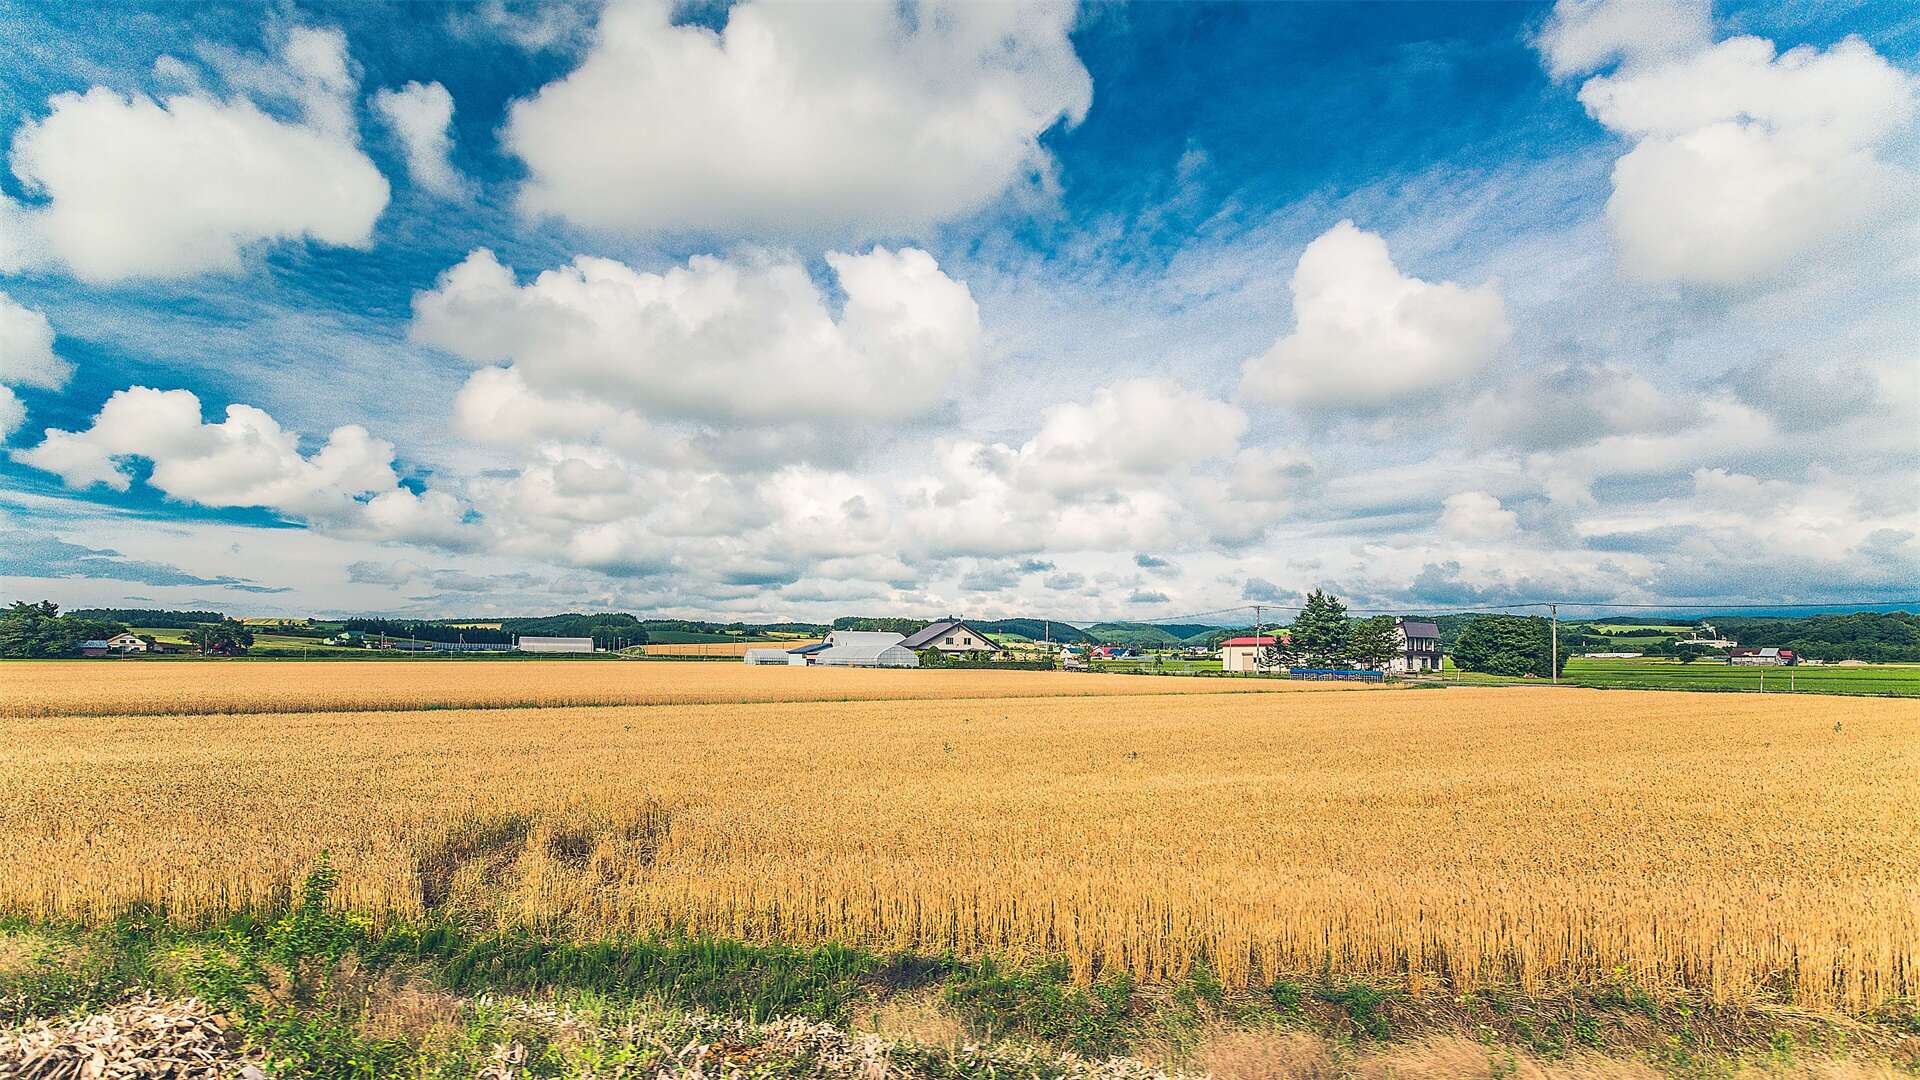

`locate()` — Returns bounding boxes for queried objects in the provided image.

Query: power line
[1115,598,1920,626]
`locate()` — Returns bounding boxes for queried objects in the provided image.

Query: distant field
[1450,657,1920,696]
[133,627,361,653]
[3,667,1914,1013]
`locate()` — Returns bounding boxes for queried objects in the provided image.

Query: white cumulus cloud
[1439,492,1521,541]
[503,0,1091,235]
[0,292,71,391]
[0,388,22,441]
[411,245,982,426]
[1536,0,1710,80]
[1238,220,1511,411]
[5,26,388,282]
[11,386,409,523]
[1544,1,1920,287]
[372,80,463,196]
[1015,378,1246,496]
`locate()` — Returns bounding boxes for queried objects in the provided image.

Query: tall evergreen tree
[1288,590,1351,667]
[1347,616,1400,669]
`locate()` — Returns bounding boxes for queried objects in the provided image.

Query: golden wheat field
[0,659,1344,718]
[2,662,1917,1012]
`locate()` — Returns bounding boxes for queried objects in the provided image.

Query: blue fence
[1288,667,1386,682]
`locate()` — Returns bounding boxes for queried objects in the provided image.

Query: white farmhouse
[898,618,1003,657]
[1388,619,1442,674]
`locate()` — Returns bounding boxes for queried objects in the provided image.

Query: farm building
[1219,636,1278,673]
[515,636,595,653]
[741,631,917,668]
[744,646,805,666]
[105,632,148,653]
[76,639,112,657]
[812,632,918,667]
[1729,647,1796,666]
[899,618,1003,657]
[1388,619,1442,674]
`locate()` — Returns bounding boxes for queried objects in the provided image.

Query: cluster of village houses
[745,617,1449,672]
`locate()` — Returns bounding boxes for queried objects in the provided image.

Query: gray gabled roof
[899,619,1002,651]
[1397,620,1441,639]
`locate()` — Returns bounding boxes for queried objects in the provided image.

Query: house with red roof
[1219,634,1281,673]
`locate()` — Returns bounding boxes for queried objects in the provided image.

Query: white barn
[516,636,595,653]
[741,631,917,668]
[105,632,148,653]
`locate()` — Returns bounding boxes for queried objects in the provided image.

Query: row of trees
[1251,588,1405,664]
[1255,591,1402,669]
[0,602,129,657]
[1453,614,1568,678]
[1247,592,1567,678]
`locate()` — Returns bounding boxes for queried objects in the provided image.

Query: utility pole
[1253,604,1264,674]
[1550,603,1558,685]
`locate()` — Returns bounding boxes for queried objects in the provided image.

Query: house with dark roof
[1390,619,1442,674]
[898,618,1003,657]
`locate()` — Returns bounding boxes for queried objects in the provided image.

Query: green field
[134,627,364,653]
[1447,656,1920,696]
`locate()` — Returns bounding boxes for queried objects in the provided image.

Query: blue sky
[0,0,1915,621]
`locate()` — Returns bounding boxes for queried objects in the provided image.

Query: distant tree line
[832,617,930,636]
[504,613,647,650]
[69,608,225,628]
[342,614,651,649]
[344,619,514,644]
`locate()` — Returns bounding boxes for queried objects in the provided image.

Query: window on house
[944,636,954,645]
[963,637,972,645]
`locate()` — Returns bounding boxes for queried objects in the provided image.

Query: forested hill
[1713,612,1920,661]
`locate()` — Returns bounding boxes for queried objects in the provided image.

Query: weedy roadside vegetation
[7,862,1917,1078]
